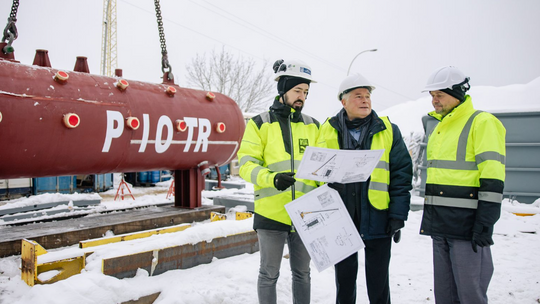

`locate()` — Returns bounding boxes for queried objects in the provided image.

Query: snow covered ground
[1,78,540,303]
[0,179,539,304]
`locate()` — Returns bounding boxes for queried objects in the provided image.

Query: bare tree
[185,47,275,113]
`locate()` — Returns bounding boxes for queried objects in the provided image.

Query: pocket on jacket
[368,207,388,235]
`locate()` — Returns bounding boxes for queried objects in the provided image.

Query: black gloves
[327,183,344,192]
[471,225,494,253]
[393,230,402,243]
[386,219,404,243]
[274,172,296,191]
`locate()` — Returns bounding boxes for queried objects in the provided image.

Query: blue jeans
[432,236,494,304]
[257,229,311,304]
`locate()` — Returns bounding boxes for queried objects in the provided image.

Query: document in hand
[295,146,384,183]
[285,184,364,272]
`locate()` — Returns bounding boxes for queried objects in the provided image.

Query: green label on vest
[298,138,309,153]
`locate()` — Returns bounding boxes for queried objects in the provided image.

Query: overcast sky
[2,0,539,122]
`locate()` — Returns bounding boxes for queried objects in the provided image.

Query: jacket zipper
[288,112,295,201]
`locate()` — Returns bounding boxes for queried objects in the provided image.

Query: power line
[193,0,344,72]
[119,1,415,105]
[119,0,264,61]
[193,1,415,104]
[371,81,416,102]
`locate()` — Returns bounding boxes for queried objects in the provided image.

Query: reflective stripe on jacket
[318,116,393,209]
[316,110,412,240]
[367,118,393,209]
[237,99,320,231]
[420,96,506,240]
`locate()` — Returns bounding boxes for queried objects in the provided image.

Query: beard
[284,95,304,111]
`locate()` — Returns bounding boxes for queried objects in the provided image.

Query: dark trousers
[335,237,392,304]
[432,236,493,304]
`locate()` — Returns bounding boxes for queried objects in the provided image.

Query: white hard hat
[337,73,375,100]
[422,66,468,92]
[273,59,317,83]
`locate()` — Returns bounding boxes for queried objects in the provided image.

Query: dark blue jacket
[326,110,413,240]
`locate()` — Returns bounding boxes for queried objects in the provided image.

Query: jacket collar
[329,109,385,134]
[428,95,473,122]
[270,96,302,121]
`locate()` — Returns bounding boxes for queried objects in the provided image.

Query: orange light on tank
[54,71,69,84]
[166,86,176,96]
[206,92,215,101]
[126,117,140,130]
[175,119,187,132]
[216,122,226,133]
[117,79,129,91]
[63,113,80,128]
[198,161,211,176]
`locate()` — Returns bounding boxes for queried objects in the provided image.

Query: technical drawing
[309,151,326,162]
[300,208,339,219]
[284,185,365,272]
[316,191,335,208]
[335,227,355,247]
[310,154,337,179]
[340,155,380,182]
[298,205,340,233]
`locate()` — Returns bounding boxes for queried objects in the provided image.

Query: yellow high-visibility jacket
[237,99,320,231]
[420,96,506,240]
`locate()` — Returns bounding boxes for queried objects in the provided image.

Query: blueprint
[295,146,384,183]
[285,184,364,272]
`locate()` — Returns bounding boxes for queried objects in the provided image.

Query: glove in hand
[274,172,296,191]
[327,183,344,192]
[393,230,402,243]
[471,226,494,253]
[386,219,404,243]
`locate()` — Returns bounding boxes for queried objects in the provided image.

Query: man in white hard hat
[237,59,320,304]
[317,73,413,304]
[420,66,506,304]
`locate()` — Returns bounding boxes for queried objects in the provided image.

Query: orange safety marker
[166,177,175,199]
[114,176,135,201]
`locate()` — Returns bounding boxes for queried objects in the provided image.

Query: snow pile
[0,206,539,304]
[0,192,101,211]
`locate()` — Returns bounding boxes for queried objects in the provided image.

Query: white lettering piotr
[101,110,211,154]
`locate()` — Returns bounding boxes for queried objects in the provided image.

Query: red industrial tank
[0,52,245,180]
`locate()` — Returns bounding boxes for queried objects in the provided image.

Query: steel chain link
[2,0,20,51]
[154,0,173,79]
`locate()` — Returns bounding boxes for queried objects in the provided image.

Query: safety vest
[318,116,393,210]
[237,108,320,226]
[425,96,506,209]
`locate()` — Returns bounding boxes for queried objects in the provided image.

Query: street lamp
[347,49,377,76]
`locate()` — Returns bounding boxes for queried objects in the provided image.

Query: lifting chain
[154,0,174,81]
[2,0,19,54]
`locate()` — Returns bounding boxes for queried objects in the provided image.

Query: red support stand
[166,177,175,199]
[214,165,225,190]
[114,176,135,201]
[174,168,204,209]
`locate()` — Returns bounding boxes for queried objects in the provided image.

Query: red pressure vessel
[0,57,245,179]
